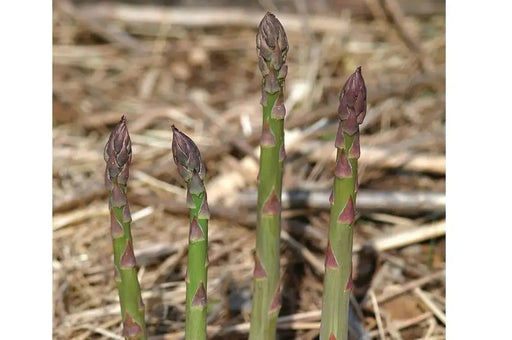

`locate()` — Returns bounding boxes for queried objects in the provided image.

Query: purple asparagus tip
[171,125,205,183]
[104,115,132,186]
[256,12,288,71]
[338,67,367,135]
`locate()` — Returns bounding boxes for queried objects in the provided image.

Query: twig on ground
[356,221,445,253]
[422,317,437,339]
[78,4,351,34]
[414,288,445,325]
[237,190,445,213]
[366,270,445,308]
[281,230,324,275]
[368,312,432,338]
[369,290,387,340]
[56,0,146,53]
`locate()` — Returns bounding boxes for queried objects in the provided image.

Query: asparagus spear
[104,115,147,340]
[171,125,209,340]
[249,12,289,340]
[319,67,367,340]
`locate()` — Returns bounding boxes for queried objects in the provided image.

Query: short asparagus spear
[171,126,209,340]
[319,67,367,340]
[249,12,289,340]
[104,115,147,340]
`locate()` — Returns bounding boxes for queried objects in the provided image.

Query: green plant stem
[104,115,147,340]
[171,126,209,340]
[249,12,288,340]
[320,67,367,340]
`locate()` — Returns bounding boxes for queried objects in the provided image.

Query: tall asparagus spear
[249,12,289,340]
[104,115,147,340]
[171,126,209,340]
[319,67,367,340]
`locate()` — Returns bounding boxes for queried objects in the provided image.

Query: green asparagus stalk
[171,125,209,340]
[319,67,367,340]
[104,115,147,340]
[249,12,288,340]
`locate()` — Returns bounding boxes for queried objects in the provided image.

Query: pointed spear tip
[257,11,288,66]
[171,125,205,182]
[261,11,279,28]
[104,115,132,179]
[264,11,275,19]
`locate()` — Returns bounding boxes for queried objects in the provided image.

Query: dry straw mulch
[53,0,445,339]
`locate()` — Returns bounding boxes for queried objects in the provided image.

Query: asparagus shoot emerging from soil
[171,125,209,340]
[104,115,147,340]
[320,67,367,340]
[249,12,288,340]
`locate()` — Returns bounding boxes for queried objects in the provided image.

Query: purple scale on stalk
[271,92,286,119]
[260,87,267,106]
[189,172,205,195]
[110,213,124,238]
[262,190,281,215]
[269,285,282,312]
[334,150,352,178]
[349,134,361,159]
[334,125,344,149]
[253,253,267,279]
[356,94,366,124]
[117,161,130,186]
[186,190,194,208]
[110,183,127,208]
[325,242,339,269]
[120,240,136,268]
[122,313,142,337]
[338,196,355,224]
[260,122,276,147]
[122,204,132,223]
[329,334,337,340]
[279,143,287,161]
[278,64,288,80]
[258,56,270,76]
[106,156,120,181]
[189,216,205,242]
[342,112,359,136]
[345,266,354,291]
[264,71,280,94]
[329,189,334,205]
[116,141,130,169]
[104,168,111,190]
[192,282,207,307]
[198,198,210,219]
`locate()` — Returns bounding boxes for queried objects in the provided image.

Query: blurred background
[53,0,445,339]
